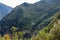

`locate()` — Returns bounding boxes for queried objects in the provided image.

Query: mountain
[1,0,60,35]
[0,3,12,20]
[32,11,60,40]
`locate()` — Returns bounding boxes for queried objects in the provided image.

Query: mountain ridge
[0,3,12,20]
[0,0,60,35]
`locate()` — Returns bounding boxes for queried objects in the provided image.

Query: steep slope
[0,3,12,20]
[1,0,60,35]
[31,10,60,40]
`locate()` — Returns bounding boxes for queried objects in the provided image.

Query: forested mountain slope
[1,0,60,35]
[31,11,60,40]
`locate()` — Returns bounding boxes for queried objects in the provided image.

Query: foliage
[0,0,60,40]
[1,0,60,34]
[31,14,60,40]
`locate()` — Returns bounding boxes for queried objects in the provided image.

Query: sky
[0,0,40,8]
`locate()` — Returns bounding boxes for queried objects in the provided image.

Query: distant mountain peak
[20,2,32,7]
[0,3,11,8]
[0,2,12,20]
[23,2,29,4]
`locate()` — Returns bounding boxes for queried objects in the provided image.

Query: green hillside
[31,11,60,40]
[0,0,60,40]
[1,0,60,35]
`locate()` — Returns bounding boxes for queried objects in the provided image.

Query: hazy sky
[0,0,40,8]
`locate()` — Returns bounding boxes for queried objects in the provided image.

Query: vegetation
[31,11,60,40]
[1,0,60,34]
[0,0,60,40]
[0,11,60,40]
